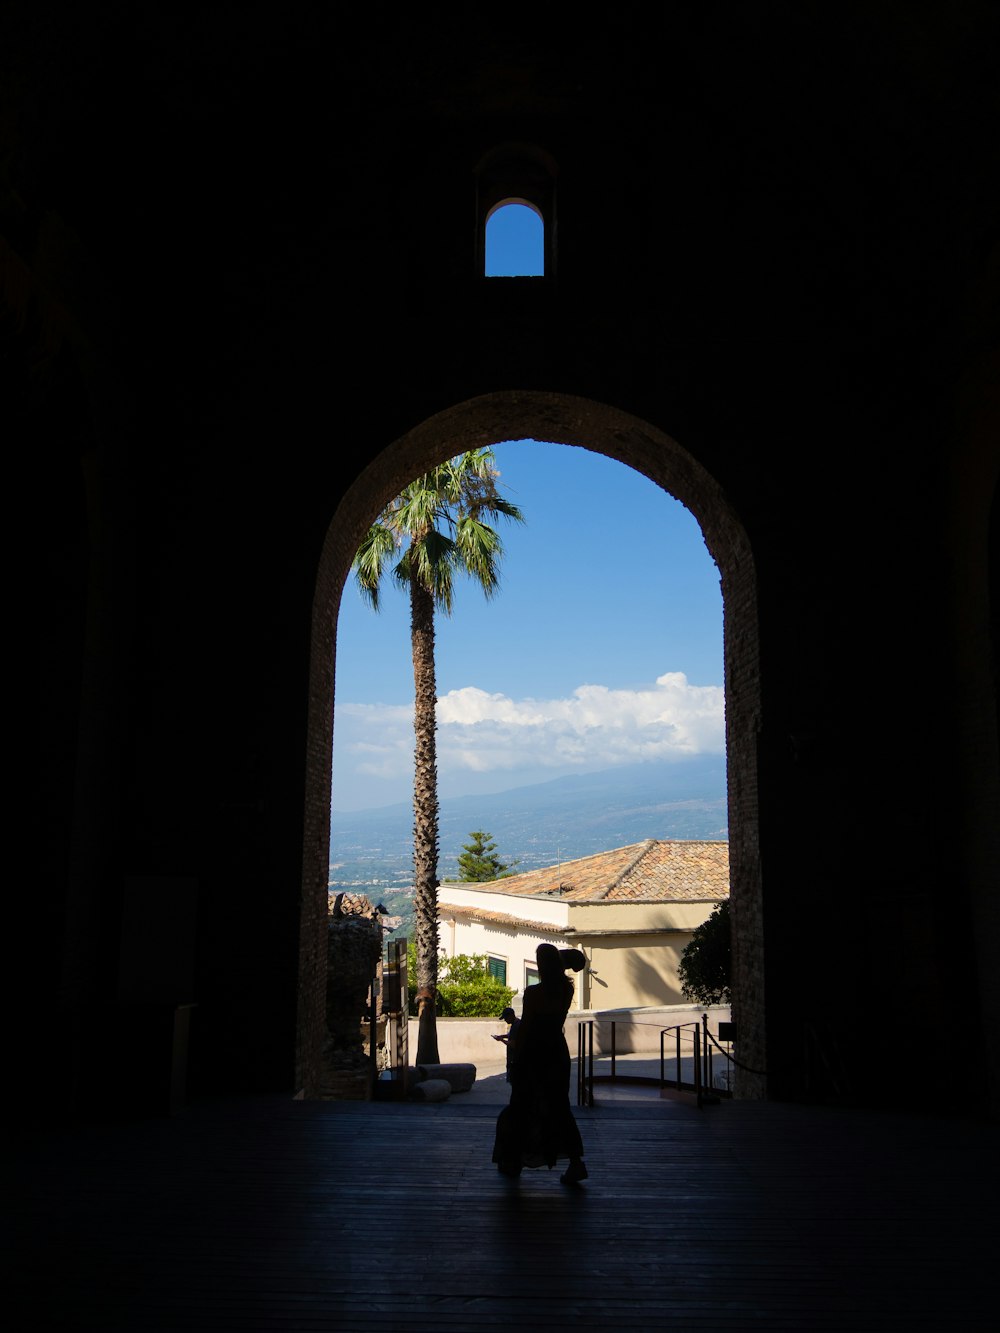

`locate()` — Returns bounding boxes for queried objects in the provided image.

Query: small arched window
[485,201,545,276]
[475,143,557,280]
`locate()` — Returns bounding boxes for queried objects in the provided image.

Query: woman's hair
[559,948,586,973]
[536,942,585,980]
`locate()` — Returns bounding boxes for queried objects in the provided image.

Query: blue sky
[331,203,723,812]
[485,202,544,275]
[331,440,725,812]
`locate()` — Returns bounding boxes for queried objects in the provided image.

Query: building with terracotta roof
[438,839,730,1011]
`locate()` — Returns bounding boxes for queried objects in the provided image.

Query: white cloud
[334,673,724,797]
[333,702,413,780]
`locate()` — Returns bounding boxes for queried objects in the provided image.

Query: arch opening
[300,392,762,1101]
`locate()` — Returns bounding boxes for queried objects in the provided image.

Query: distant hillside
[329,757,728,940]
[331,756,727,881]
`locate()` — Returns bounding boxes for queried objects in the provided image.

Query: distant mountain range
[330,756,728,881]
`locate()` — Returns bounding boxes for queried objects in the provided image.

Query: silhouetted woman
[492,943,588,1184]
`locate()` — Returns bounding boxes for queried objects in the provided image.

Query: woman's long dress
[492,978,584,1173]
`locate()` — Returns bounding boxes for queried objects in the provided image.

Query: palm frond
[350,448,524,612]
[412,529,458,614]
[351,523,398,611]
[453,515,505,597]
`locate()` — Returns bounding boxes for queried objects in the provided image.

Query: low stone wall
[407,1016,509,1066]
[407,1004,732,1066]
[570,1004,732,1055]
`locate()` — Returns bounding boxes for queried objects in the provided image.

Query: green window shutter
[488,956,507,984]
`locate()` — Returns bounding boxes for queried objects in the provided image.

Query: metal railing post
[675,1026,682,1089]
[611,1020,616,1081]
[577,1020,594,1107]
[694,1026,702,1108]
[577,1023,584,1104]
[588,1019,594,1106]
[702,1012,710,1091]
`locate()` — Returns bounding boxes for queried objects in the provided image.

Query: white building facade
[438,839,730,1012]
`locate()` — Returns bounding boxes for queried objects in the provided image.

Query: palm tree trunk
[410,575,441,1065]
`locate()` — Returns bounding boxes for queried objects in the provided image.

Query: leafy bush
[405,942,514,1016]
[678,900,731,1005]
[438,979,515,1016]
[439,952,515,1015]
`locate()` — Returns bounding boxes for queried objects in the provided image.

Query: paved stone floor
[463,1051,709,1098]
[11,1072,999,1331]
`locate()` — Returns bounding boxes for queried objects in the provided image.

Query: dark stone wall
[12,4,999,1118]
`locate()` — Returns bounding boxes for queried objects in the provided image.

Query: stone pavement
[15,1079,998,1330]
[441,1051,694,1106]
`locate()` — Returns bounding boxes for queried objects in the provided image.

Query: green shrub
[404,943,515,1016]
[678,899,731,1005]
[439,952,514,1015]
[438,979,515,1016]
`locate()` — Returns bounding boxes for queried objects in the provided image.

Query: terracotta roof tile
[441,906,562,934]
[448,839,729,905]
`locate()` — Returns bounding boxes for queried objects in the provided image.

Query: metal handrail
[659,1021,702,1104]
[573,1014,735,1109]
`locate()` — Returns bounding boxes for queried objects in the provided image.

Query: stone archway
[297,391,763,1099]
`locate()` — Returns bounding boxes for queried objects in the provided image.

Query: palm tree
[352,449,524,1064]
